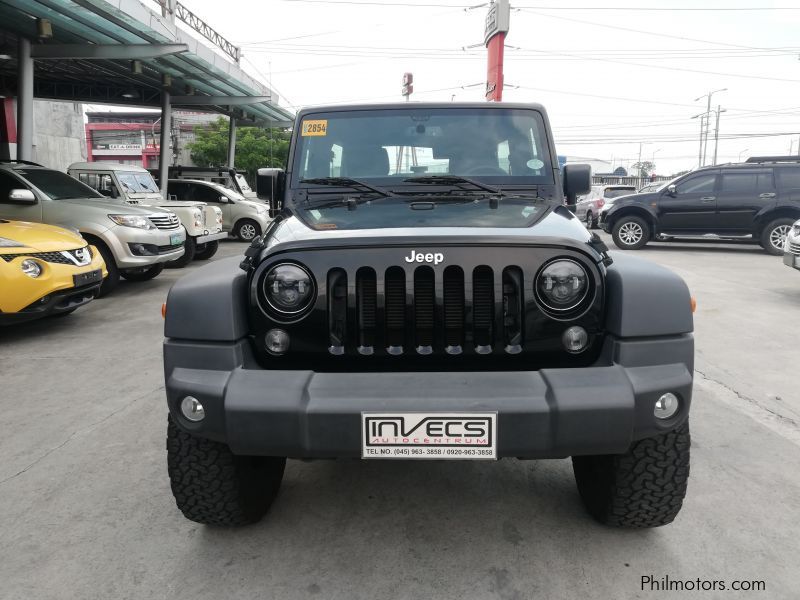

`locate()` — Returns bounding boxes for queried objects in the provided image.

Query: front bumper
[164,334,693,459]
[784,252,800,270]
[0,281,101,324]
[107,225,185,268]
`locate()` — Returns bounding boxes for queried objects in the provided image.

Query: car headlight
[108,214,155,230]
[192,209,203,228]
[262,263,315,316]
[21,259,42,278]
[0,236,25,248]
[535,259,589,312]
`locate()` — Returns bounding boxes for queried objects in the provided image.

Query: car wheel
[120,263,164,281]
[90,241,119,298]
[584,211,595,230]
[165,235,195,269]
[235,219,261,242]
[572,421,690,528]
[759,218,794,256]
[167,416,286,526]
[193,240,219,260]
[611,216,650,250]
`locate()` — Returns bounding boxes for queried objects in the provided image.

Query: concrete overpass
[0,0,294,195]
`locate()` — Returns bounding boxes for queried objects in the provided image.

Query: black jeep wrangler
[163,102,694,528]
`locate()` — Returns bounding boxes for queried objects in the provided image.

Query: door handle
[759,193,776,198]
[701,196,716,202]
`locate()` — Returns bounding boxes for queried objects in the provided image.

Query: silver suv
[0,160,185,296]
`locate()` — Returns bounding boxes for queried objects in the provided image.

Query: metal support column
[159,90,171,199]
[17,37,33,161]
[227,115,237,168]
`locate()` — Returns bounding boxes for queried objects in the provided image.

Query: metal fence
[591,175,673,189]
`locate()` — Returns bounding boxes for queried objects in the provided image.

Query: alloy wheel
[769,225,790,251]
[618,221,643,246]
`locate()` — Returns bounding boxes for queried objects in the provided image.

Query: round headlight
[535,259,589,312]
[263,263,315,315]
[21,259,42,278]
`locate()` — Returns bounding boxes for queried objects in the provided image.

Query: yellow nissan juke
[0,220,106,324]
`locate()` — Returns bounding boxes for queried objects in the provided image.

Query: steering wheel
[463,165,507,176]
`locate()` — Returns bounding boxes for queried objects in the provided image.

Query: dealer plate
[73,269,102,287]
[361,412,497,460]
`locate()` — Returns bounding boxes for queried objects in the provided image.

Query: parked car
[783,218,800,271]
[575,185,636,229]
[163,101,695,530]
[0,219,106,324]
[67,163,226,267]
[0,160,185,296]
[166,179,271,241]
[602,157,800,254]
[150,166,259,200]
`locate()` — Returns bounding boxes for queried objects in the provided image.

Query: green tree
[630,160,656,178]
[187,117,291,183]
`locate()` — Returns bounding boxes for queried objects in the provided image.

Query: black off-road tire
[165,232,195,268]
[193,240,219,260]
[235,219,261,242]
[585,211,597,229]
[166,417,286,526]
[759,217,794,256]
[572,421,690,528]
[611,215,651,250]
[120,262,164,281]
[88,239,119,298]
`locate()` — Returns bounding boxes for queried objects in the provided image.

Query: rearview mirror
[257,168,285,218]
[562,164,591,212]
[8,189,36,204]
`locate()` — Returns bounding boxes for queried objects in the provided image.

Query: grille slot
[0,249,87,265]
[385,267,406,353]
[443,266,465,352]
[356,268,377,354]
[414,267,435,352]
[789,240,800,256]
[502,267,524,353]
[472,266,495,351]
[327,269,347,354]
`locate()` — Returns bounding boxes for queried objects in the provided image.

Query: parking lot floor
[1,235,798,599]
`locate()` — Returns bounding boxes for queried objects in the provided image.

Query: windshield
[18,169,104,200]
[117,171,159,193]
[292,107,553,187]
[303,198,549,230]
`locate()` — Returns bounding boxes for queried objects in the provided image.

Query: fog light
[265,328,290,355]
[21,259,42,278]
[562,326,588,353]
[180,396,205,422]
[654,393,679,419]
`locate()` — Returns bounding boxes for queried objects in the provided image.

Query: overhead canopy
[0,0,294,127]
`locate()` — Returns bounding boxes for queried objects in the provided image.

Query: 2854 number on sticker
[301,119,327,136]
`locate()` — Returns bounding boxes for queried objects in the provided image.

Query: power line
[276,0,800,9]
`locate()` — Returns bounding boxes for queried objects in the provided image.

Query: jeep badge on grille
[404,250,444,265]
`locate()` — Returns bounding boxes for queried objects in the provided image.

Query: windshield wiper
[403,175,500,194]
[300,177,392,198]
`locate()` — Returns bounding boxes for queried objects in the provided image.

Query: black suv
[602,157,800,254]
[163,102,695,529]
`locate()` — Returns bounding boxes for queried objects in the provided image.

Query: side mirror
[218,195,229,203]
[666,184,677,197]
[8,189,36,204]
[563,164,591,212]
[257,168,285,218]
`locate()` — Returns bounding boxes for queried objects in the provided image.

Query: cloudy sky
[180,0,800,176]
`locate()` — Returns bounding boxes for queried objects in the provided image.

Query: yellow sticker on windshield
[301,119,328,136]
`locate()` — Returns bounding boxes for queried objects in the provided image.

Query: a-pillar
[227,115,236,168]
[17,37,33,160]
[159,89,171,198]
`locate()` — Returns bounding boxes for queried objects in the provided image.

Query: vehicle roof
[67,162,149,173]
[694,160,800,173]
[296,101,548,118]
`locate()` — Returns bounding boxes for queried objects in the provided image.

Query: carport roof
[0,0,294,127]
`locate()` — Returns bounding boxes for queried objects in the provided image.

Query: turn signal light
[161,302,167,319]
[690,296,696,313]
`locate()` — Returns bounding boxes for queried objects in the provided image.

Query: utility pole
[712,105,726,166]
[692,113,705,168]
[484,0,510,101]
[694,88,726,167]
